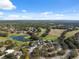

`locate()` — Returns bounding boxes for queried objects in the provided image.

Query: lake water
[10,35,29,42]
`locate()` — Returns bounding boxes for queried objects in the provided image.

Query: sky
[0,0,79,20]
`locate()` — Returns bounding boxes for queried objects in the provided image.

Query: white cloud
[1,11,79,20]
[0,12,4,16]
[4,15,20,20]
[55,14,64,16]
[8,15,19,18]
[21,15,33,19]
[37,12,64,20]
[4,14,33,20]
[22,10,27,13]
[0,0,16,10]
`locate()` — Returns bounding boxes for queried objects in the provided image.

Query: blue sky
[12,0,79,12]
[0,0,79,20]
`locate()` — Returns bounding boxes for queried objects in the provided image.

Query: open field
[65,30,79,38]
[43,29,65,41]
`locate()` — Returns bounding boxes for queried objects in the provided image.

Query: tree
[3,53,17,59]
[0,42,4,47]
[57,50,65,56]
[59,41,68,50]
[64,39,76,49]
[68,49,78,59]
[4,40,15,49]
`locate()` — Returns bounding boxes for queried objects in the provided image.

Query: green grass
[8,33,24,36]
[0,37,8,39]
[65,30,79,38]
[38,28,46,36]
[43,35,58,41]
[13,40,25,46]
[0,37,9,42]
[42,29,65,41]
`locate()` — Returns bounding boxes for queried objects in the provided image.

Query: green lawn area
[8,33,24,36]
[65,30,79,38]
[0,31,8,40]
[11,39,29,47]
[43,35,58,41]
[38,28,46,36]
[0,37,8,41]
[42,29,65,41]
[43,29,79,41]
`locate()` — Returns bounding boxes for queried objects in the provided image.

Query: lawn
[43,35,58,41]
[38,28,46,36]
[65,30,79,38]
[43,29,65,41]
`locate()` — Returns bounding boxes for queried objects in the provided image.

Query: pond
[10,35,30,42]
